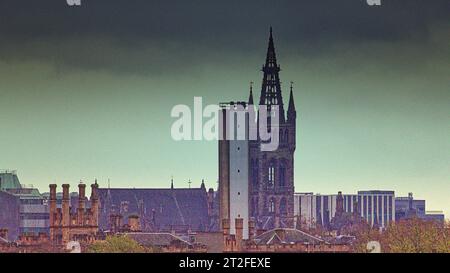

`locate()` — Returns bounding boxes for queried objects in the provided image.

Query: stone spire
[287,81,296,123]
[248,81,254,105]
[201,179,206,189]
[259,27,285,122]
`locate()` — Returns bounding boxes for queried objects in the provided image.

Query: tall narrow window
[268,165,275,188]
[269,198,276,213]
[280,198,287,215]
[279,164,286,187]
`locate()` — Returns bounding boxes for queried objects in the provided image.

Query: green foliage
[86,235,152,253]
[384,218,450,253]
[352,218,450,253]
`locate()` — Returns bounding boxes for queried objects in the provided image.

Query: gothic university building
[49,182,99,245]
[219,28,297,232]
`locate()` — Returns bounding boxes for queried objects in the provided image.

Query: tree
[383,218,449,253]
[86,235,152,253]
[352,218,450,253]
[351,221,382,253]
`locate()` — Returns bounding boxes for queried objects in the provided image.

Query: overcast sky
[0,0,449,217]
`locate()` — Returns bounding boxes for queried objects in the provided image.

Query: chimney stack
[336,191,344,217]
[90,180,99,227]
[408,192,414,211]
[49,184,57,241]
[61,184,70,243]
[110,214,123,234]
[50,184,57,200]
[78,183,86,225]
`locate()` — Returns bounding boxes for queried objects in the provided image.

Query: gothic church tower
[248,28,297,229]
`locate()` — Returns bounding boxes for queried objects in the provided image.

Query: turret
[78,183,86,225]
[336,191,344,217]
[287,82,296,124]
[235,218,243,252]
[248,82,254,105]
[90,180,99,227]
[201,179,206,190]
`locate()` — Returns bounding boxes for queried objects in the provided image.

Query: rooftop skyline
[0,0,449,218]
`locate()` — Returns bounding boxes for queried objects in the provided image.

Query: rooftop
[252,228,325,245]
[0,171,22,191]
[124,232,193,248]
[97,186,212,232]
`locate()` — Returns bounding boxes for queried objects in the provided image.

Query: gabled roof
[97,187,210,232]
[253,228,325,245]
[0,236,11,245]
[125,232,192,248]
[324,235,356,245]
[257,215,291,230]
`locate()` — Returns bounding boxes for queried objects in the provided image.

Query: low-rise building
[97,181,216,233]
[294,190,396,230]
[48,182,100,245]
[395,193,445,223]
[222,218,351,253]
[0,171,48,241]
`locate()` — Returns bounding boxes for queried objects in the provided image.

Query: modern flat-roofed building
[395,193,445,223]
[294,190,395,230]
[294,192,358,229]
[422,212,445,223]
[0,190,20,241]
[0,170,49,241]
[357,190,395,228]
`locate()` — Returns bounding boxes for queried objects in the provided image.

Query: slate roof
[194,232,223,253]
[257,215,292,231]
[0,236,10,245]
[97,187,210,232]
[324,235,356,245]
[125,232,192,248]
[252,228,325,245]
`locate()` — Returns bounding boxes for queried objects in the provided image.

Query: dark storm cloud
[0,0,449,74]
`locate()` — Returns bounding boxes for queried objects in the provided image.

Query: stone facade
[249,29,297,230]
[49,182,99,245]
[222,218,351,253]
[218,29,297,231]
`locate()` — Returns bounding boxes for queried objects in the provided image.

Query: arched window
[269,198,276,214]
[268,164,275,188]
[280,198,287,215]
[279,163,286,187]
